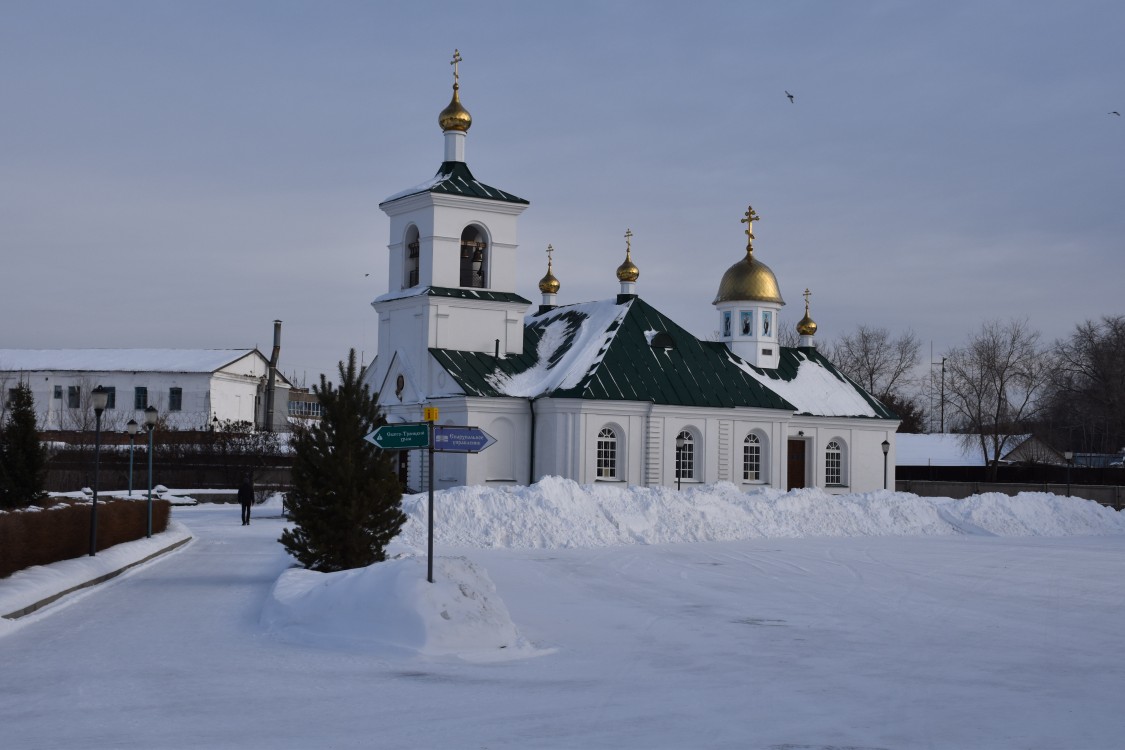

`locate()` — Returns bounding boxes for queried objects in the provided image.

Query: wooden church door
[787,439,806,490]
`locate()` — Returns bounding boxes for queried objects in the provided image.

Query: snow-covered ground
[2,480,1124,749]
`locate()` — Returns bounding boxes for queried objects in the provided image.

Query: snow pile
[396,476,1125,550]
[261,555,541,661]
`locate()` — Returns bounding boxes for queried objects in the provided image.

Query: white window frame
[596,426,619,480]
[676,429,697,481]
[826,439,845,486]
[743,433,763,482]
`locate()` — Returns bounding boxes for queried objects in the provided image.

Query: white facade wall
[787,417,897,493]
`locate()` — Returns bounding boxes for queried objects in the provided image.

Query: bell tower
[369,51,531,403]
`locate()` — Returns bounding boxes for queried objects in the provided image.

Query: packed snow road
[1,499,1124,749]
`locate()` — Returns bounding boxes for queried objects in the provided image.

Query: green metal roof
[431,297,795,410]
[381,161,529,206]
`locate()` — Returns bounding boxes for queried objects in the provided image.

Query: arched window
[675,430,696,481]
[826,440,843,485]
[743,433,762,482]
[403,225,420,289]
[596,427,618,479]
[459,226,488,288]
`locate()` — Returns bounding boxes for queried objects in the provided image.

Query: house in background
[896,433,1065,467]
[1,325,292,432]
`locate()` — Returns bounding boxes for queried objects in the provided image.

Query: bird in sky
[1110,111,1121,116]
[785,91,795,103]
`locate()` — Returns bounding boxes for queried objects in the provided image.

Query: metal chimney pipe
[264,320,281,431]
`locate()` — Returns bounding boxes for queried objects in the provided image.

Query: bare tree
[944,319,1053,479]
[828,325,922,401]
[1041,315,1125,454]
[777,316,801,349]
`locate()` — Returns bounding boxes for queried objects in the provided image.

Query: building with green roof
[365,54,899,493]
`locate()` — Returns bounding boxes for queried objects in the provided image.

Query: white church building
[365,55,898,493]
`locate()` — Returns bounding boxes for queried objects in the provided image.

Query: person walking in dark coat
[238,475,254,525]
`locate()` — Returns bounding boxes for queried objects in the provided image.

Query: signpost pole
[427,418,435,584]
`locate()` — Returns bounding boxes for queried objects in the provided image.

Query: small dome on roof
[439,85,472,133]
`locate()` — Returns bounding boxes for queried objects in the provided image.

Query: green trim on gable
[426,287,532,305]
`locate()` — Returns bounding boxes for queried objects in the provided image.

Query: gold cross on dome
[740,205,760,248]
[624,228,633,254]
[803,288,812,312]
[451,49,463,85]
[546,243,555,268]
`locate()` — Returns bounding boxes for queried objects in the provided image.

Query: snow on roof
[486,300,628,397]
[381,171,451,204]
[730,350,881,418]
[0,349,259,374]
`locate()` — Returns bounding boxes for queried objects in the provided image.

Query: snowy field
[2,479,1124,749]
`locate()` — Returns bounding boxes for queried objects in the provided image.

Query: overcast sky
[2,1,1122,387]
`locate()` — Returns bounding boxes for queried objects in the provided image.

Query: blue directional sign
[433,425,496,453]
[364,422,430,450]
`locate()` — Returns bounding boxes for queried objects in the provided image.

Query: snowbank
[260,555,543,662]
[395,476,1125,550]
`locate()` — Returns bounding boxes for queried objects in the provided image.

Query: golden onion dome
[438,85,472,132]
[616,250,639,282]
[713,249,784,305]
[539,260,560,294]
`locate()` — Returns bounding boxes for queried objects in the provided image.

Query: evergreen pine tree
[279,349,406,572]
[0,383,48,509]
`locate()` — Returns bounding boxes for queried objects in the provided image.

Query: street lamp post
[145,405,158,538]
[88,385,110,556]
[881,439,891,491]
[675,433,685,491]
[1064,451,1074,498]
[126,419,139,497]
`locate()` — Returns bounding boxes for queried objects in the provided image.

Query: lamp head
[91,385,109,414]
[126,419,139,436]
[144,405,158,429]
[882,439,890,455]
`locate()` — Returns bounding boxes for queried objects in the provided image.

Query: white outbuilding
[365,55,899,492]
[1,347,291,432]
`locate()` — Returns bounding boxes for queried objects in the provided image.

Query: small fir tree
[279,349,406,572]
[0,383,49,509]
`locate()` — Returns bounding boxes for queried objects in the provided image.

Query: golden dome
[539,247,560,294]
[713,249,784,304]
[616,250,639,282]
[438,84,472,132]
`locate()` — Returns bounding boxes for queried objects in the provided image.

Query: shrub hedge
[0,498,171,579]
